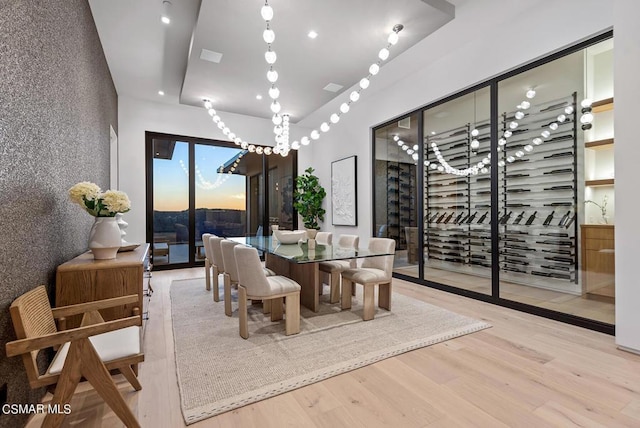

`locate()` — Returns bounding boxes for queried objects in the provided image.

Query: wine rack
[424,93,579,292]
[385,161,417,250]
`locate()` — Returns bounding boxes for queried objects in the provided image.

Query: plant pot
[305,228,318,240]
[88,217,121,260]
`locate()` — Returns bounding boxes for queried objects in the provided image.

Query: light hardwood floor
[27,267,640,427]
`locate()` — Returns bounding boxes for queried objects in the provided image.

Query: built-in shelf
[592,97,614,113]
[585,178,614,187]
[585,138,614,149]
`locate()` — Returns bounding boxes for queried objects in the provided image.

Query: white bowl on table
[273,230,306,244]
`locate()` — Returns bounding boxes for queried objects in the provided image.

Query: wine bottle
[466,211,478,224]
[525,211,537,225]
[443,212,455,224]
[477,212,488,224]
[512,211,525,225]
[436,213,447,223]
[543,211,555,226]
[564,213,577,228]
[428,212,439,223]
[460,213,471,224]
[499,211,513,224]
[454,212,465,224]
[558,211,571,226]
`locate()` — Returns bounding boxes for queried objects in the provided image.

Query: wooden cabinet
[581,225,614,302]
[56,244,150,328]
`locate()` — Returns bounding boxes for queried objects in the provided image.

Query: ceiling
[89,0,455,123]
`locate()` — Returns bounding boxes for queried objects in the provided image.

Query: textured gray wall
[0,0,117,426]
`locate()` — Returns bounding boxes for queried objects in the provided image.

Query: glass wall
[372,33,614,330]
[374,113,420,278]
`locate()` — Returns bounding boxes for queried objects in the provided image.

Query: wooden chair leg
[224,274,232,317]
[270,298,283,321]
[285,292,300,335]
[239,286,249,339]
[362,284,375,321]
[263,299,271,314]
[119,365,142,391]
[43,341,83,428]
[212,265,220,302]
[79,340,140,428]
[205,258,211,291]
[379,282,391,311]
[329,271,340,303]
[341,278,353,310]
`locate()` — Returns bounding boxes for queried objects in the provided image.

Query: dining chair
[220,239,241,316]
[209,236,225,302]
[318,234,359,303]
[234,245,301,339]
[315,232,333,245]
[340,237,396,321]
[202,233,213,291]
[5,286,144,428]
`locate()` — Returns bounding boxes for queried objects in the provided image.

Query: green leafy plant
[293,167,326,229]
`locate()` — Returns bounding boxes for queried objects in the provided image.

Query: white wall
[613,0,640,353]
[298,0,640,349]
[117,96,307,244]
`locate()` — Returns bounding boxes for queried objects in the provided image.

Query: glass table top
[230,236,392,264]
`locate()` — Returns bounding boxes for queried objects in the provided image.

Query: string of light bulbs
[202,1,403,157]
[178,151,246,190]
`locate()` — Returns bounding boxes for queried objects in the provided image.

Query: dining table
[230,236,394,312]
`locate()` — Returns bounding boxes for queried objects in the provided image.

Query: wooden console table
[56,244,150,329]
[580,224,615,302]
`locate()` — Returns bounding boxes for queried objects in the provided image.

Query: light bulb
[359,78,370,89]
[507,156,515,163]
[498,160,506,167]
[267,69,278,83]
[161,15,170,24]
[330,113,340,124]
[581,98,592,108]
[564,106,574,115]
[509,121,518,129]
[541,130,551,138]
[437,166,444,172]
[515,111,525,120]
[482,157,490,165]
[204,100,212,109]
[265,51,277,64]
[393,135,400,141]
[549,122,558,130]
[248,144,255,152]
[290,141,299,150]
[402,144,408,150]
[263,29,275,44]
[498,138,506,146]
[424,160,430,166]
[412,153,419,161]
[217,121,224,130]
[516,150,524,157]
[557,114,566,122]
[524,144,533,152]
[369,64,380,75]
[471,129,479,137]
[273,125,283,135]
[241,141,248,149]
[273,146,280,154]
[526,89,536,99]
[340,103,350,113]
[504,130,512,138]
[520,101,531,109]
[264,147,272,155]
[481,167,488,174]
[413,144,419,150]
[270,101,281,113]
[532,137,542,145]
[310,130,320,140]
[222,127,230,135]
[350,91,360,102]
[228,132,235,140]
[470,139,480,149]
[208,109,215,116]
[256,146,263,154]
[212,115,220,123]
[268,86,280,99]
[320,122,330,132]
[580,112,594,124]
[407,149,414,155]
[378,48,390,61]
[397,140,403,146]
[272,114,282,125]
[261,5,273,20]
[388,31,399,45]
[301,136,310,146]
[430,163,438,170]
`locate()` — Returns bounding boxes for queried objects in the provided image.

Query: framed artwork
[331,155,357,226]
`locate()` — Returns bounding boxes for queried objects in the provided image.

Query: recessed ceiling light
[308,30,318,39]
[256,94,263,100]
[161,0,171,24]
[158,90,165,96]
[323,83,343,93]
[161,16,170,24]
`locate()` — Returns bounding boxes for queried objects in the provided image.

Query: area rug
[170,277,490,424]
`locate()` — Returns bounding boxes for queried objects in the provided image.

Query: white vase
[115,213,129,245]
[88,217,121,259]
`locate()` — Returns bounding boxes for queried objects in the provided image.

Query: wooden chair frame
[6,286,144,428]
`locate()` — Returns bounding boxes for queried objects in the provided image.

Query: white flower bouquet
[69,181,131,217]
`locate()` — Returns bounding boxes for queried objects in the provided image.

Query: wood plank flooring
[26,267,640,427]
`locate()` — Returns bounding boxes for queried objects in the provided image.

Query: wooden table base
[265,253,320,312]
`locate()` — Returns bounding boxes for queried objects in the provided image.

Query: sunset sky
[153,142,246,211]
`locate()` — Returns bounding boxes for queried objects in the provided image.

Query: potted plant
[293,167,326,238]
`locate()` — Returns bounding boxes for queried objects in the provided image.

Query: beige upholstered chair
[5,286,143,428]
[315,231,333,245]
[341,237,396,321]
[220,239,241,317]
[202,233,213,292]
[234,245,301,339]
[319,234,359,303]
[209,236,225,302]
